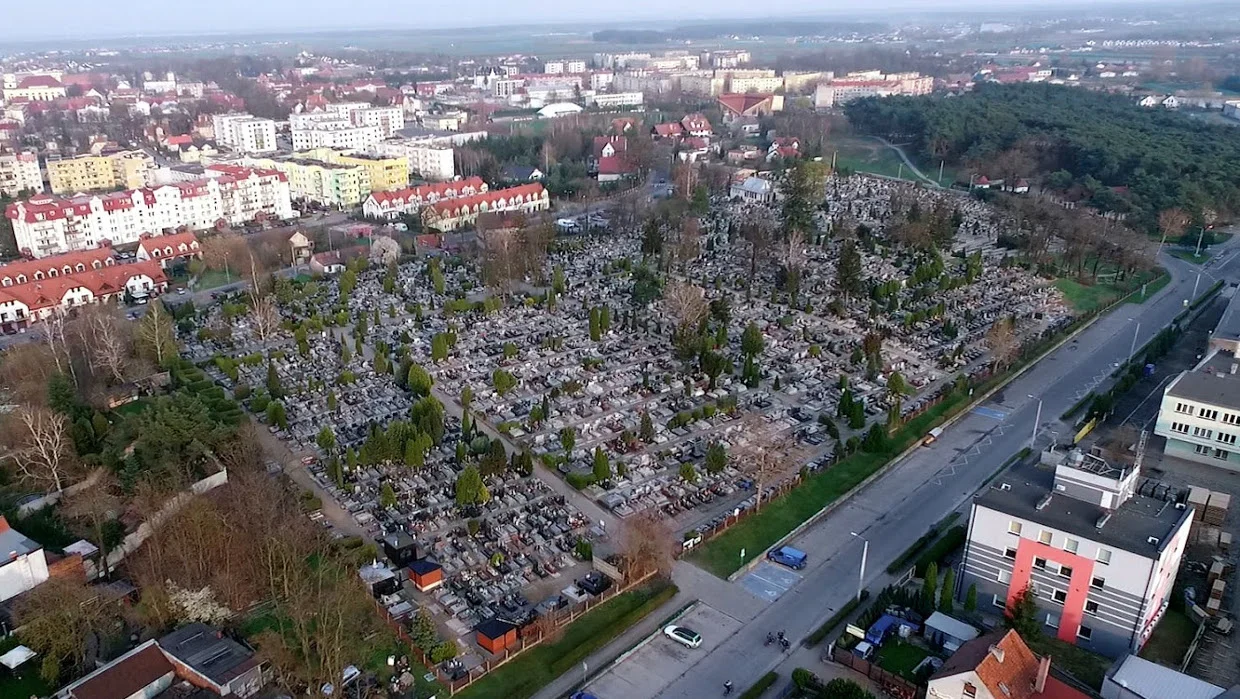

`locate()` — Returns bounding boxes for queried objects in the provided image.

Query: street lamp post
[1028,394,1042,452]
[850,532,868,602]
[1129,321,1141,362]
[1193,272,1202,300]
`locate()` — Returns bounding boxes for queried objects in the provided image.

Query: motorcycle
[780,637,791,651]
[765,632,776,646]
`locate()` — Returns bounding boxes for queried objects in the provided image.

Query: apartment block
[0,150,43,197]
[362,177,487,220]
[212,113,279,154]
[300,148,409,192]
[292,119,383,152]
[957,450,1191,658]
[241,155,370,209]
[5,166,290,257]
[373,139,456,181]
[46,151,153,194]
[1155,347,1240,471]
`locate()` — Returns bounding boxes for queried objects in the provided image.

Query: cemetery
[173,172,1075,671]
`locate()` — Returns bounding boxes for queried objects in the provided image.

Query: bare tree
[1158,208,1189,247]
[731,414,806,512]
[0,343,59,406]
[986,316,1020,371]
[676,217,701,269]
[42,313,76,382]
[62,471,122,579]
[618,510,676,578]
[74,307,131,385]
[662,280,708,334]
[135,301,178,369]
[481,225,522,297]
[14,576,123,683]
[250,296,281,344]
[4,405,79,493]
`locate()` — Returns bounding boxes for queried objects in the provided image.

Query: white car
[663,624,702,649]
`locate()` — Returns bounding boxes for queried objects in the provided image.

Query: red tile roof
[680,113,712,133]
[592,135,628,158]
[0,260,167,312]
[424,183,546,218]
[138,232,200,259]
[597,156,636,176]
[368,177,487,207]
[0,248,115,282]
[16,75,63,89]
[68,644,173,699]
[718,93,774,116]
[653,123,684,138]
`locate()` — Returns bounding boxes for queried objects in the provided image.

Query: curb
[557,599,699,697]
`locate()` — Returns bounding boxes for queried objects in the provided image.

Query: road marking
[971,406,1007,421]
[738,563,802,603]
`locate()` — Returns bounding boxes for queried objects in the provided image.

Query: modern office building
[1154,347,1240,471]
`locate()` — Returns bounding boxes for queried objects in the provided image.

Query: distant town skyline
[0,0,1191,42]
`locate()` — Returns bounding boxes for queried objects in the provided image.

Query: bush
[805,590,869,646]
[886,512,961,574]
[739,671,778,699]
[913,525,967,578]
[566,472,596,490]
[430,640,459,663]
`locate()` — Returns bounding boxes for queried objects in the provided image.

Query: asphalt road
[651,240,1240,697]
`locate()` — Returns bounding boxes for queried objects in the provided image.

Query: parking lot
[739,561,803,602]
[583,602,744,699]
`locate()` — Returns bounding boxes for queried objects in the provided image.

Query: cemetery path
[865,136,941,188]
[648,239,1240,696]
[255,423,369,538]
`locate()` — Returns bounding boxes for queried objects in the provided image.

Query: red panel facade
[1007,539,1095,644]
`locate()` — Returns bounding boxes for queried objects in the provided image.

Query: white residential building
[4,166,292,257]
[292,121,383,151]
[362,177,488,220]
[212,113,278,154]
[1154,346,1240,471]
[0,515,49,602]
[373,139,456,181]
[544,61,565,75]
[350,106,405,138]
[0,150,43,197]
[589,92,644,109]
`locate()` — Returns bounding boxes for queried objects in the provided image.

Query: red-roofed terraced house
[362,177,488,221]
[135,232,203,268]
[0,252,167,330]
[420,184,549,232]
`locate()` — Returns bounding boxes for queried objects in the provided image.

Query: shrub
[566,473,596,490]
[914,525,967,577]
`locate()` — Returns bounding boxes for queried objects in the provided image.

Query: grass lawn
[1124,273,1171,305]
[688,391,970,578]
[1055,270,1166,314]
[1024,634,1111,691]
[455,580,677,699]
[1140,609,1198,668]
[112,397,154,418]
[876,640,935,681]
[1170,248,1214,264]
[830,138,915,181]
[194,268,239,290]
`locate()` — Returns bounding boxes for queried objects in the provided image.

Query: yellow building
[301,148,408,192]
[46,151,153,194]
[244,155,371,209]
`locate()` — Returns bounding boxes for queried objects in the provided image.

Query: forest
[844,83,1240,230]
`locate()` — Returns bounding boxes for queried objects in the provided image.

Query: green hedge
[805,590,869,647]
[739,671,778,699]
[913,525,967,577]
[886,512,961,575]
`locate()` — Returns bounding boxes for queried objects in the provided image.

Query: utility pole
[1193,272,1202,299]
[831,150,837,170]
[1028,395,1043,452]
[1196,227,1207,258]
[897,162,904,180]
[1129,321,1141,361]
[938,160,944,184]
[851,532,868,602]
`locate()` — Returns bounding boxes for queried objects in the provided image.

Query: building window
[1059,565,1073,579]
[998,570,1012,584]
[1004,547,1017,560]
[1097,549,1112,565]
[1065,538,1080,554]
[1009,521,1023,535]
[1078,625,1093,640]
[1039,530,1053,545]
[1194,427,1214,439]
[1034,557,1047,569]
[963,683,977,699]
[1091,576,1105,589]
[1052,589,1067,603]
[1046,613,1060,629]
[1085,600,1099,615]
[1195,444,1211,456]
[992,594,1005,609]
[1175,402,1195,415]
[1200,409,1220,421]
[1220,433,1238,446]
[1171,422,1190,434]
[1223,413,1240,425]
[1214,449,1230,461]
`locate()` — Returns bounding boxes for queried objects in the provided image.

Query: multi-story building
[300,148,409,192]
[291,120,383,152]
[0,252,167,328]
[956,450,1192,658]
[494,77,526,98]
[362,177,488,220]
[350,106,405,139]
[46,151,154,194]
[589,72,615,92]
[212,113,279,154]
[0,150,43,197]
[373,139,456,181]
[1154,347,1240,471]
[5,166,290,257]
[700,50,751,69]
[298,103,406,139]
[589,92,644,109]
[679,74,726,97]
[421,183,550,232]
[3,74,66,101]
[201,164,296,223]
[544,60,565,75]
[782,71,831,93]
[814,71,934,109]
[727,75,785,94]
[241,155,370,209]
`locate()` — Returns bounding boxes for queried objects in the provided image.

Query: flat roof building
[1155,348,1240,471]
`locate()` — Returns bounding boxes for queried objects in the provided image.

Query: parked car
[663,625,702,649]
[767,546,808,570]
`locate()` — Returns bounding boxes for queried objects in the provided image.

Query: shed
[382,532,420,567]
[865,614,920,645]
[408,559,444,592]
[475,618,518,654]
[924,612,979,652]
[359,562,399,597]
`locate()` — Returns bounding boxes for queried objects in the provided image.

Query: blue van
[767,546,808,570]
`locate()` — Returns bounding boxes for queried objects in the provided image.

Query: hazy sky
[1,0,1122,41]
